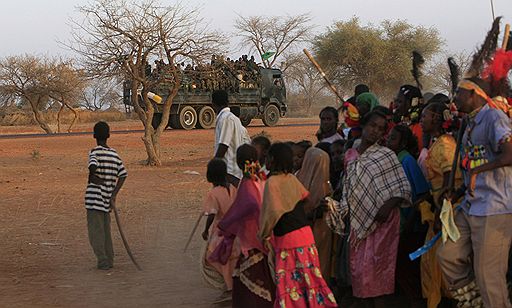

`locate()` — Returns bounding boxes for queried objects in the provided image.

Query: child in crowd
[329,139,346,191]
[386,124,430,308]
[216,144,275,307]
[201,158,240,303]
[258,143,337,307]
[85,121,127,270]
[251,135,271,176]
[291,140,312,173]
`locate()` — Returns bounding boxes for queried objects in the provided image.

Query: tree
[46,60,87,132]
[235,14,312,69]
[425,51,471,94]
[0,55,86,134]
[283,52,327,115]
[314,17,443,99]
[69,0,225,166]
[79,77,122,111]
[0,55,54,133]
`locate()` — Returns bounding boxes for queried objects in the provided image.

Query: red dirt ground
[0,118,318,307]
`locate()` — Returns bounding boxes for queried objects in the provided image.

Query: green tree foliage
[314,17,443,100]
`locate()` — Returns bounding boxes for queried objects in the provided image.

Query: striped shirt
[85,146,127,212]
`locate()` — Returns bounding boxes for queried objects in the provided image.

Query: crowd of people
[89,21,512,308]
[197,38,512,307]
[148,55,261,93]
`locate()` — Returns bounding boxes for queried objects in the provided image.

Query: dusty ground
[0,118,318,308]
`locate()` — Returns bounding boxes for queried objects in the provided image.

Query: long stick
[447,117,467,195]
[303,49,345,103]
[502,24,511,49]
[183,212,203,252]
[490,0,495,21]
[112,204,142,271]
[448,120,466,188]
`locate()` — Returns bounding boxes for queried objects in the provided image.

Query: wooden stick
[183,212,203,252]
[447,118,467,197]
[502,24,511,49]
[303,49,345,103]
[112,204,142,271]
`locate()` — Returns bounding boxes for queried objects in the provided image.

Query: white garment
[214,107,251,179]
[321,133,344,144]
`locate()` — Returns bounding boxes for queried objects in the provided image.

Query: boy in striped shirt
[85,121,127,270]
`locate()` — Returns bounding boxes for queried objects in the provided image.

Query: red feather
[482,49,512,81]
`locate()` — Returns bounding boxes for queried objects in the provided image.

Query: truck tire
[151,113,163,129]
[262,104,280,127]
[178,106,197,130]
[240,116,252,127]
[197,106,216,129]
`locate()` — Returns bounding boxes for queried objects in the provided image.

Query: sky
[1,0,511,58]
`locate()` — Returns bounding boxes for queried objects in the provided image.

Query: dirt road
[0,118,318,307]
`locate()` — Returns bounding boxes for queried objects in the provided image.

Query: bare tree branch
[234,14,313,68]
[66,0,226,165]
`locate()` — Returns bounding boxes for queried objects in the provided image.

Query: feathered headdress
[482,48,512,98]
[411,51,425,90]
[448,57,460,96]
[464,17,502,78]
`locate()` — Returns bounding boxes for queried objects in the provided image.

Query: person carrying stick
[85,121,127,270]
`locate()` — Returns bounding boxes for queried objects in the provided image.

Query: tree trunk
[142,127,161,166]
[141,95,161,166]
[65,103,79,133]
[57,103,65,133]
[29,98,53,134]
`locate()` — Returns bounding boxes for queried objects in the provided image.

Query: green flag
[261,51,276,60]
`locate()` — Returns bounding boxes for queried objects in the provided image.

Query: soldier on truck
[123,54,287,130]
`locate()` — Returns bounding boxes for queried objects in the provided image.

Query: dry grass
[0,109,128,126]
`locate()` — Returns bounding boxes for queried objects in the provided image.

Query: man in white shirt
[212,90,251,186]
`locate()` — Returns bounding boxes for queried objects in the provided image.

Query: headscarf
[356,92,380,112]
[458,79,511,116]
[296,147,332,214]
[257,174,309,241]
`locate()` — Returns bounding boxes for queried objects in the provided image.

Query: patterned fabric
[338,144,411,240]
[460,104,512,216]
[85,146,127,212]
[232,250,275,307]
[272,227,337,308]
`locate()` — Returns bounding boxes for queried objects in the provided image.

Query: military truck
[123,67,287,130]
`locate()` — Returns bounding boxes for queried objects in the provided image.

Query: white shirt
[321,132,344,144]
[214,107,251,179]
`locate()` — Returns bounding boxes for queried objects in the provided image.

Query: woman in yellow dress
[419,102,462,308]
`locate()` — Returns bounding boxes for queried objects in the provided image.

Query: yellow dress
[420,135,462,308]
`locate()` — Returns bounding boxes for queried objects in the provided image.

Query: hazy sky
[1,0,511,58]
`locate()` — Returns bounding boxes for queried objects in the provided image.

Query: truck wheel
[179,106,197,130]
[240,116,252,127]
[197,106,216,129]
[151,113,163,129]
[262,104,280,127]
